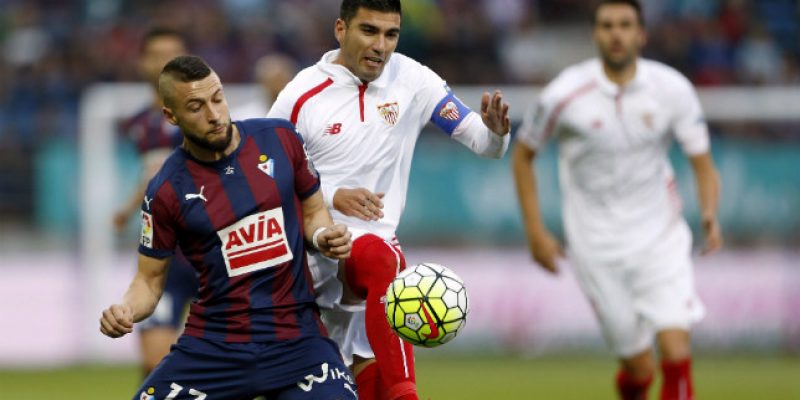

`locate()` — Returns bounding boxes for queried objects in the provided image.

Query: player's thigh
[321,307,373,367]
[134,336,250,400]
[633,226,705,331]
[139,327,180,368]
[570,255,652,357]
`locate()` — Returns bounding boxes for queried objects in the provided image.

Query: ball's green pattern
[384,263,469,347]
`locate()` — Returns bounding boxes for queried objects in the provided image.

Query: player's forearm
[511,145,548,238]
[301,191,335,246]
[122,255,169,322]
[690,153,721,222]
[452,113,510,158]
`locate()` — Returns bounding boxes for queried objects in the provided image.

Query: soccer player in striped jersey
[112,27,199,378]
[100,56,357,400]
[512,1,723,399]
[268,1,511,399]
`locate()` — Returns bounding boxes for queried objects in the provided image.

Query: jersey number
[166,382,207,400]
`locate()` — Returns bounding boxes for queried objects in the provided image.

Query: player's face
[334,7,401,82]
[139,36,187,89]
[593,4,645,71]
[163,72,234,153]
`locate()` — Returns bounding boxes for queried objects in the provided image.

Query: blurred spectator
[1,0,799,224]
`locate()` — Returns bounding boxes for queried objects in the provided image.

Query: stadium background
[1,0,799,398]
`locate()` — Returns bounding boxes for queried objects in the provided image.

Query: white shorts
[307,252,372,367]
[569,222,705,358]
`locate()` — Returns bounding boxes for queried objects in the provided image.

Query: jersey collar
[593,58,647,96]
[317,49,392,89]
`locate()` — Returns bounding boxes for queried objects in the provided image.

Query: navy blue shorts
[134,335,357,400]
[139,254,198,331]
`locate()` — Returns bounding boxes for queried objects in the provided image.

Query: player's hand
[529,229,564,274]
[701,216,723,255]
[481,90,510,136]
[99,304,134,338]
[316,224,352,259]
[333,188,385,221]
[112,210,130,232]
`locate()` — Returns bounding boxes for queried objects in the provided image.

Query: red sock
[346,235,418,400]
[616,369,653,400]
[660,358,694,400]
[355,362,381,400]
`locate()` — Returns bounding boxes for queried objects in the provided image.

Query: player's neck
[602,61,637,87]
[183,124,241,162]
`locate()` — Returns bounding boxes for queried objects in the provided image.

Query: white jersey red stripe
[517,58,710,261]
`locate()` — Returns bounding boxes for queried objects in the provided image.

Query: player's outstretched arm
[100,254,170,338]
[511,143,564,274]
[689,152,723,255]
[447,90,510,158]
[302,190,353,259]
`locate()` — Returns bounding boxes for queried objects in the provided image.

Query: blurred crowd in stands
[0,0,798,220]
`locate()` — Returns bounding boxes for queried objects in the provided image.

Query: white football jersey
[269,50,506,239]
[517,58,710,261]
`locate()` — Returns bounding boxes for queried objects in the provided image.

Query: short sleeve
[516,88,559,150]
[138,181,179,259]
[671,79,710,156]
[276,125,320,199]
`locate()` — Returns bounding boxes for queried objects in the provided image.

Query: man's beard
[184,120,233,152]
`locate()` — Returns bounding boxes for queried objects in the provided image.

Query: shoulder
[279,66,334,102]
[387,52,442,87]
[640,58,695,95]
[237,118,305,149]
[238,117,297,132]
[540,59,599,106]
[145,150,184,202]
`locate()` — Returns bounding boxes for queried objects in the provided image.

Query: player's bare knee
[621,350,656,379]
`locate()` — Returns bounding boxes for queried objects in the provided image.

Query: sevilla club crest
[377,102,399,126]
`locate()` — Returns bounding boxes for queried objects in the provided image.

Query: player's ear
[162,106,178,126]
[334,18,346,44]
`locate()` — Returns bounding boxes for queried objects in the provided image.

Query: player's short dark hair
[593,0,644,26]
[140,27,187,54]
[161,55,212,83]
[340,0,402,23]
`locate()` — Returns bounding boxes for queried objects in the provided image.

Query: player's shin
[345,235,418,400]
[616,369,653,400]
[660,358,694,400]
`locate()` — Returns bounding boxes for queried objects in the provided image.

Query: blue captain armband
[430,92,471,136]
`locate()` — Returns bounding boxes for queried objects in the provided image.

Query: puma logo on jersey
[325,123,342,135]
[217,208,293,277]
[185,186,207,202]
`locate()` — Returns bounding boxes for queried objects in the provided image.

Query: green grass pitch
[1,355,798,399]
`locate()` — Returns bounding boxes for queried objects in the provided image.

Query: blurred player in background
[268,1,510,398]
[100,55,356,399]
[234,53,298,119]
[112,27,199,377]
[512,1,722,399]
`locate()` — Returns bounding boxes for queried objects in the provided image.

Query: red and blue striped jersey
[119,106,183,154]
[138,118,326,343]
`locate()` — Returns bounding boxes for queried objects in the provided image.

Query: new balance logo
[185,186,207,202]
[325,123,342,135]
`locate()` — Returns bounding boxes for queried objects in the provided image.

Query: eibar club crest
[258,154,275,177]
[377,102,399,126]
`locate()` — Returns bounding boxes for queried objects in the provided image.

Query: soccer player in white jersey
[268,1,510,398]
[512,1,722,399]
